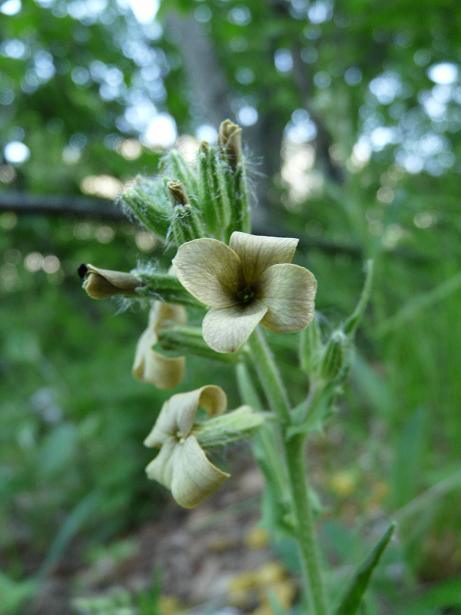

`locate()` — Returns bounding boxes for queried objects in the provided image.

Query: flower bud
[217,120,251,236]
[218,119,242,171]
[319,329,348,381]
[198,141,219,234]
[78,264,140,299]
[120,176,171,239]
[162,150,200,199]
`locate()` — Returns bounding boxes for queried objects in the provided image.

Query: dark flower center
[236,285,256,305]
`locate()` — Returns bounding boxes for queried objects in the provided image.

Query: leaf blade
[335,523,396,615]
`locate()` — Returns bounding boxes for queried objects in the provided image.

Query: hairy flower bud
[120,176,171,239]
[78,264,140,299]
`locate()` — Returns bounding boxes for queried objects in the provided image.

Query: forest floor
[30,450,299,615]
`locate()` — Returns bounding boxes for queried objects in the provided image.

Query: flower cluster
[79,120,317,508]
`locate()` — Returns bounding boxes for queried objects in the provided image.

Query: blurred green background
[1,0,461,613]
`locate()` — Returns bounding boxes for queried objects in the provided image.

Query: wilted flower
[133,302,187,389]
[144,385,229,508]
[173,232,317,353]
[78,263,141,299]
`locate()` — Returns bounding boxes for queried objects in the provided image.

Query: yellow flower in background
[173,232,317,353]
[132,302,187,390]
[144,386,229,508]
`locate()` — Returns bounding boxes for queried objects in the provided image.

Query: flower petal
[229,232,298,283]
[132,303,187,389]
[203,301,268,353]
[144,385,227,448]
[79,264,140,299]
[145,436,176,488]
[260,263,317,332]
[152,302,187,330]
[173,238,242,308]
[170,436,230,508]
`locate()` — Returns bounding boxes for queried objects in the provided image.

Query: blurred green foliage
[1,0,461,613]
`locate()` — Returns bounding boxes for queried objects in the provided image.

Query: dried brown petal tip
[218,119,242,170]
[168,180,188,207]
[80,263,141,300]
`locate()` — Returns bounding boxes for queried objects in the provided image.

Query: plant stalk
[248,328,291,424]
[286,435,329,615]
[248,327,329,615]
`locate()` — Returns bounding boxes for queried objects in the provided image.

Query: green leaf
[37,492,100,579]
[335,523,396,615]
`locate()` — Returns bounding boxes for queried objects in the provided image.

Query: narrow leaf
[335,523,396,615]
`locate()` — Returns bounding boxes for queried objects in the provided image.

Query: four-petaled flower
[133,302,186,389]
[144,386,229,508]
[173,232,317,353]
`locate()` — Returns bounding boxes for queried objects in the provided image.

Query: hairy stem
[286,435,329,615]
[248,328,291,424]
[248,327,329,615]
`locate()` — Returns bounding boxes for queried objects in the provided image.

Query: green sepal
[299,312,323,375]
[169,204,205,244]
[134,271,199,307]
[335,523,396,615]
[161,150,200,202]
[157,325,242,363]
[207,145,232,238]
[198,142,219,235]
[230,161,251,234]
[194,406,266,448]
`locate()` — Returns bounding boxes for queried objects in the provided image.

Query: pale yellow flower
[132,302,186,389]
[144,386,230,508]
[173,232,317,353]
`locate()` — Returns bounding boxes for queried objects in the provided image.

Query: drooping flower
[144,385,229,508]
[132,302,187,389]
[78,264,140,299]
[172,232,317,353]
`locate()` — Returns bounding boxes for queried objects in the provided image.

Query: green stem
[236,363,289,506]
[286,435,329,615]
[248,327,329,615]
[247,328,291,424]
